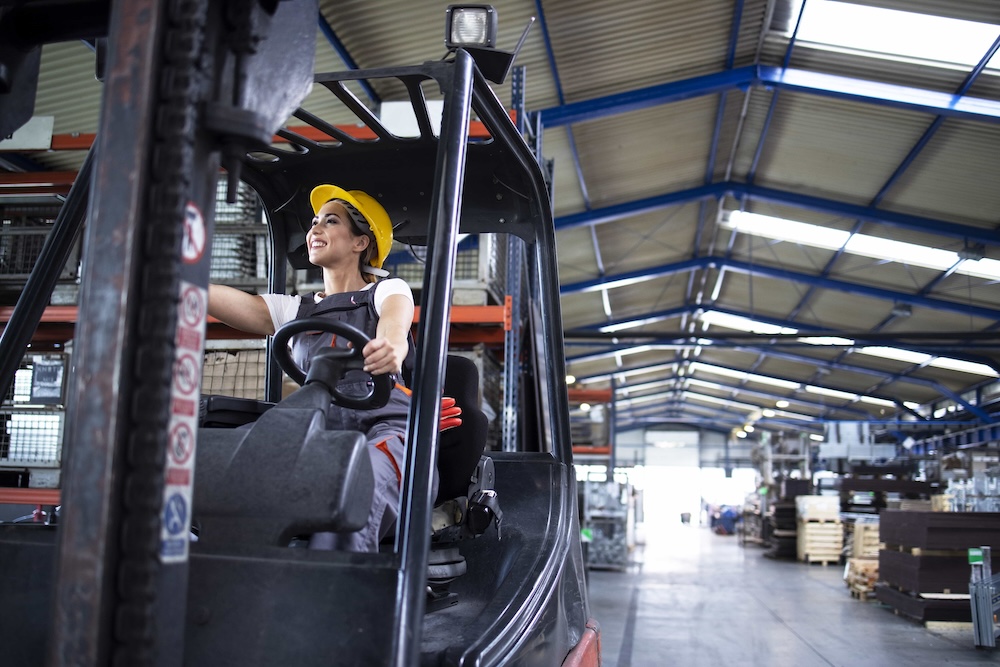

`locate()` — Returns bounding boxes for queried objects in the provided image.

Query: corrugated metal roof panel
[542,0,750,101]
[572,96,718,207]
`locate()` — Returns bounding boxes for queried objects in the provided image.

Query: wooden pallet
[802,552,841,565]
[798,519,843,563]
[851,523,883,558]
[849,585,875,601]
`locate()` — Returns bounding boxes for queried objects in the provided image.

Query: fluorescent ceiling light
[858,395,897,408]
[722,211,1000,281]
[777,410,817,423]
[798,336,854,346]
[805,384,859,401]
[789,0,1000,73]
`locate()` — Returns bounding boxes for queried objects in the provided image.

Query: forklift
[0,2,598,665]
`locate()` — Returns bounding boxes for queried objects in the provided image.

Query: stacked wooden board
[875,510,1000,622]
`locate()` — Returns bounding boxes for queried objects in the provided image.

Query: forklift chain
[113,0,207,663]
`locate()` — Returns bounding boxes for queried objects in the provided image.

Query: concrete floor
[586,523,996,667]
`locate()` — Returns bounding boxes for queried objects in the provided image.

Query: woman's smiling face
[307,200,368,267]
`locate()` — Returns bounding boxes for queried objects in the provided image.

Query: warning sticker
[182,202,206,264]
[160,279,208,564]
[169,422,194,465]
[174,354,200,395]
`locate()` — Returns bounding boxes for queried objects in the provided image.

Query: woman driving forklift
[207,184,416,552]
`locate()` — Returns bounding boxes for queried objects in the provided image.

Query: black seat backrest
[436,355,489,504]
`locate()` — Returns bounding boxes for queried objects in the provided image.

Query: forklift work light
[446,5,498,48]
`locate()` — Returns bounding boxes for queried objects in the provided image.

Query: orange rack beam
[0,488,61,505]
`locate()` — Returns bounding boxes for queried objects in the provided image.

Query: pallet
[849,585,875,601]
[798,519,844,563]
[875,584,973,623]
[802,553,840,565]
[850,522,883,558]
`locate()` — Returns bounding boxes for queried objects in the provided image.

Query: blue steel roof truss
[543,8,1000,442]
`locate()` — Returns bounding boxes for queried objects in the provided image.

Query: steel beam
[561,254,1000,323]
[538,65,1000,129]
[554,181,1000,247]
[759,66,1000,123]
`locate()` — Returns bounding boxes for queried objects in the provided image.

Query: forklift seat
[436,355,490,504]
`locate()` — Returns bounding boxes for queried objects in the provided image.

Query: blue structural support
[554,181,1000,247]
[910,422,1000,453]
[561,255,1000,323]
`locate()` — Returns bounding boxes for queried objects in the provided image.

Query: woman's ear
[354,234,371,253]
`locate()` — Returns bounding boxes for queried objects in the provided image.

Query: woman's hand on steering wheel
[271,317,393,410]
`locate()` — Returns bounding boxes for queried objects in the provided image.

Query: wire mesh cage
[384,233,509,305]
[0,205,78,282]
[201,346,268,400]
[0,409,63,468]
[210,180,269,287]
[1,354,66,485]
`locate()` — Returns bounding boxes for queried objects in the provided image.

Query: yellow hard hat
[309,184,392,269]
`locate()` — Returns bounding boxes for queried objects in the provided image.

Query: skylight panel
[683,391,760,412]
[699,309,797,335]
[724,211,848,250]
[843,234,956,270]
[700,310,998,378]
[721,211,1000,281]
[857,346,998,377]
[689,361,801,390]
[788,0,1000,73]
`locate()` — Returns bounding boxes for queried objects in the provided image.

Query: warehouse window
[779,0,1000,74]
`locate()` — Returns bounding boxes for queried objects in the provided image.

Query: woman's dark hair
[328,198,379,282]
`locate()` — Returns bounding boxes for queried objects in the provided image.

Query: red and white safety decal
[182,201,206,264]
[160,279,208,563]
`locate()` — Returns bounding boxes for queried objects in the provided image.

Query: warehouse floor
[586,523,995,667]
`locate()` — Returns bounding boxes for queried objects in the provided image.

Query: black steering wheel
[271,317,392,410]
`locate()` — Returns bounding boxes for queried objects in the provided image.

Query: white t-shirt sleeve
[373,278,414,315]
[258,293,302,332]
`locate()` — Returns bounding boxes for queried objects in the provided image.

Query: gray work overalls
[290,283,415,552]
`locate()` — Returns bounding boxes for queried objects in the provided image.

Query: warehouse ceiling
[3,0,1000,442]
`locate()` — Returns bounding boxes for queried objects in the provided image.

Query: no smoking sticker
[182,202,206,264]
[169,422,194,465]
[174,354,200,395]
[179,284,206,328]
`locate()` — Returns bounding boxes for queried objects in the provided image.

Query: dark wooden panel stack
[875,510,1000,622]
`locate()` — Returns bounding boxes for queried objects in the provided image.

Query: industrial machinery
[0,3,597,665]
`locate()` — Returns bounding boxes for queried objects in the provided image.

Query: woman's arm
[207,284,275,336]
[363,293,413,376]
